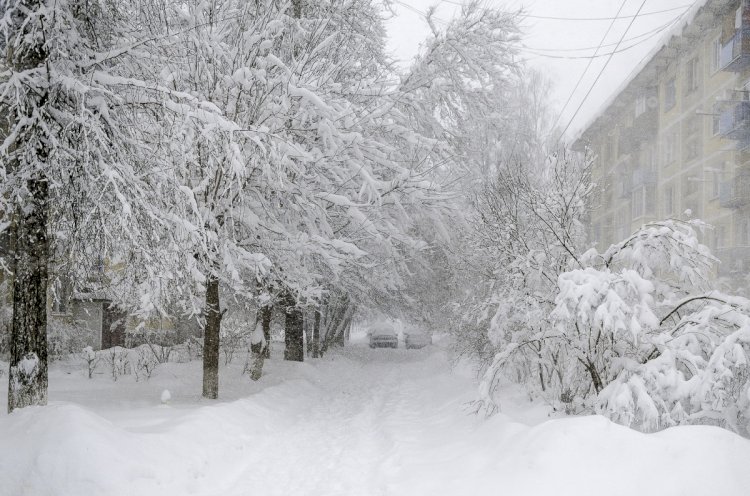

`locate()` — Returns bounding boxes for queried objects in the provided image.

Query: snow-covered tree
[0,0,186,412]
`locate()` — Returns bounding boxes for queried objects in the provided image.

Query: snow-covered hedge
[478,219,750,436]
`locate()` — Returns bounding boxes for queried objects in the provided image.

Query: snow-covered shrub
[103,347,131,381]
[169,337,202,363]
[220,316,251,365]
[477,218,750,435]
[80,346,100,379]
[134,346,158,381]
[48,321,92,361]
[597,294,750,435]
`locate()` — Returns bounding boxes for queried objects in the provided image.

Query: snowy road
[1,342,750,496]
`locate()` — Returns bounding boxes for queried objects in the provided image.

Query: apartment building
[574,0,750,284]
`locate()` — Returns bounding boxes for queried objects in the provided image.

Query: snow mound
[0,345,748,496]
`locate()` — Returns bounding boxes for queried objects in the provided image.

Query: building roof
[573,0,725,144]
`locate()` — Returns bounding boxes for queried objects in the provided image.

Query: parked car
[368,323,398,349]
[404,330,431,349]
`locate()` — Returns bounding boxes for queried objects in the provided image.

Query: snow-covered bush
[220,316,252,365]
[477,217,750,436]
[81,346,100,379]
[48,321,92,361]
[104,347,131,381]
[598,294,750,435]
[179,337,203,362]
[134,346,159,381]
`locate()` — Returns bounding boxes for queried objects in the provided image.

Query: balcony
[719,173,750,208]
[720,27,750,72]
[716,246,750,278]
[631,168,657,189]
[718,101,750,141]
[615,174,632,199]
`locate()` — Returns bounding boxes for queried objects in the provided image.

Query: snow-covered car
[368,323,398,348]
[404,330,431,349]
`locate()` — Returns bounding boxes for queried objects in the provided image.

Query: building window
[641,145,656,169]
[684,116,702,161]
[740,217,750,246]
[632,188,644,218]
[711,163,724,198]
[665,78,676,110]
[711,36,721,74]
[715,225,726,249]
[683,174,700,196]
[635,95,647,118]
[712,102,721,136]
[664,185,674,216]
[685,57,700,94]
[685,139,701,161]
[645,185,656,214]
[664,132,677,164]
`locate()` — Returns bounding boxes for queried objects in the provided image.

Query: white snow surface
[1,340,749,496]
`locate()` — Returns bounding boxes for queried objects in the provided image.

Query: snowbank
[0,345,748,496]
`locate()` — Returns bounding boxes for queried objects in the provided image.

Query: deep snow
[1,338,749,496]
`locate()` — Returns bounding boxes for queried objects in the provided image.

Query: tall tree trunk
[6,0,51,413]
[283,293,304,362]
[249,304,272,381]
[335,307,354,347]
[311,309,320,358]
[304,308,313,356]
[261,304,271,359]
[8,178,49,413]
[202,276,222,399]
[323,297,353,353]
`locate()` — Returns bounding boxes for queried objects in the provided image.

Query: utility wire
[551,0,628,132]
[558,0,649,141]
[441,0,691,21]
[522,4,691,21]
[523,13,683,60]
[526,12,686,53]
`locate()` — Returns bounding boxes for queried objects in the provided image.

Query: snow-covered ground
[1,338,749,496]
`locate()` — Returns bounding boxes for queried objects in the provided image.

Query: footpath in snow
[1,339,749,496]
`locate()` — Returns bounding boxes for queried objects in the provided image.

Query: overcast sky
[385,0,693,140]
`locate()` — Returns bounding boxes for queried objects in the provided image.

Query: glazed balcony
[716,246,750,278]
[615,174,632,199]
[718,101,750,141]
[631,168,657,190]
[720,27,750,72]
[719,173,750,208]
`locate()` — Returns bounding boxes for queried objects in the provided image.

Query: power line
[551,0,628,132]
[558,0,649,141]
[441,0,691,21]
[522,4,691,21]
[525,12,686,53]
[523,14,683,60]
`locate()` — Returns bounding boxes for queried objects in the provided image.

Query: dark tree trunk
[323,297,354,353]
[249,304,272,381]
[6,1,51,413]
[8,178,49,413]
[311,309,320,358]
[261,304,271,359]
[202,276,222,399]
[283,294,304,362]
[304,308,313,356]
